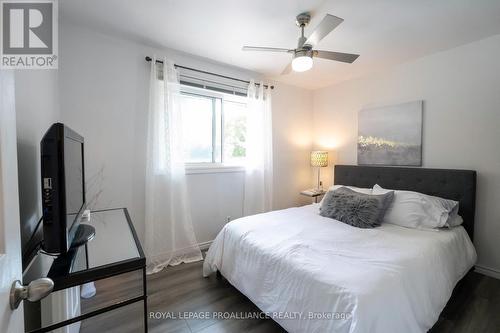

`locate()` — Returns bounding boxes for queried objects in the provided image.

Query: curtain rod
[145,56,274,90]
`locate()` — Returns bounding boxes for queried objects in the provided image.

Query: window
[180,87,248,165]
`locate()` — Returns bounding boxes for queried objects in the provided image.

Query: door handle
[10,278,54,310]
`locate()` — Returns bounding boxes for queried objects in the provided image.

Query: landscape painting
[357,101,422,166]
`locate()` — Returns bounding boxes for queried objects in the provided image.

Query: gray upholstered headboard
[334,165,477,240]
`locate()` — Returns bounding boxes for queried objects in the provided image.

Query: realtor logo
[1,0,58,69]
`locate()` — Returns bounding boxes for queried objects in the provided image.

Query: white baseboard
[198,240,213,251]
[475,265,500,280]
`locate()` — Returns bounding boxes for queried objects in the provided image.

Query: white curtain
[145,56,202,274]
[243,80,273,215]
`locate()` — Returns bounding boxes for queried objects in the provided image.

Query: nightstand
[300,189,327,203]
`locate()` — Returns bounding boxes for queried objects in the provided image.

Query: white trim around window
[180,84,248,174]
[185,163,245,174]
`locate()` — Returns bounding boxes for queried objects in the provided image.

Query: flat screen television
[41,123,86,254]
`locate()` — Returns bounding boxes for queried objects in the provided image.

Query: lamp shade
[310,151,328,167]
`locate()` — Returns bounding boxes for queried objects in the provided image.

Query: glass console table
[23,208,147,333]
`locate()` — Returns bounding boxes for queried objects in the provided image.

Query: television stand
[23,208,147,333]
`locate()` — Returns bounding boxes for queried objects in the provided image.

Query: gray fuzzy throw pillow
[320,187,394,228]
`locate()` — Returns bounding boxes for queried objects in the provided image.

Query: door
[0,70,24,332]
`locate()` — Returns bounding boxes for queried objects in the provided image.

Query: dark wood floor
[80,260,500,333]
[429,271,500,333]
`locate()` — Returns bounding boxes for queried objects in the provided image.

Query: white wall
[271,83,314,210]
[15,71,60,257]
[313,34,500,276]
[15,70,60,330]
[59,23,313,245]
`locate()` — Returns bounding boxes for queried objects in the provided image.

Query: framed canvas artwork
[357,101,423,166]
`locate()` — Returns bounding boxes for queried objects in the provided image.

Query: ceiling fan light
[292,55,313,72]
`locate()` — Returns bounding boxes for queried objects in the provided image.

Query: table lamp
[310,151,328,191]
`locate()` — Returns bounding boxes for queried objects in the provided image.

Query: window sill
[185,164,246,175]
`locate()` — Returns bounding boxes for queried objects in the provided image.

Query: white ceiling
[61,0,500,89]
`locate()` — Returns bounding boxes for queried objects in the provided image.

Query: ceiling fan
[242,13,359,74]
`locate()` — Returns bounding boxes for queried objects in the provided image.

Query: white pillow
[372,184,460,229]
[319,185,372,204]
[447,214,464,227]
[327,185,372,194]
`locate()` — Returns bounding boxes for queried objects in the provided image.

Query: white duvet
[203,204,476,333]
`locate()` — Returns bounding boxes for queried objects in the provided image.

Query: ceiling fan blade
[314,50,359,63]
[281,63,292,75]
[305,14,344,47]
[242,46,291,53]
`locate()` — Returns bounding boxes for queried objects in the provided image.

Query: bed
[203,165,477,333]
